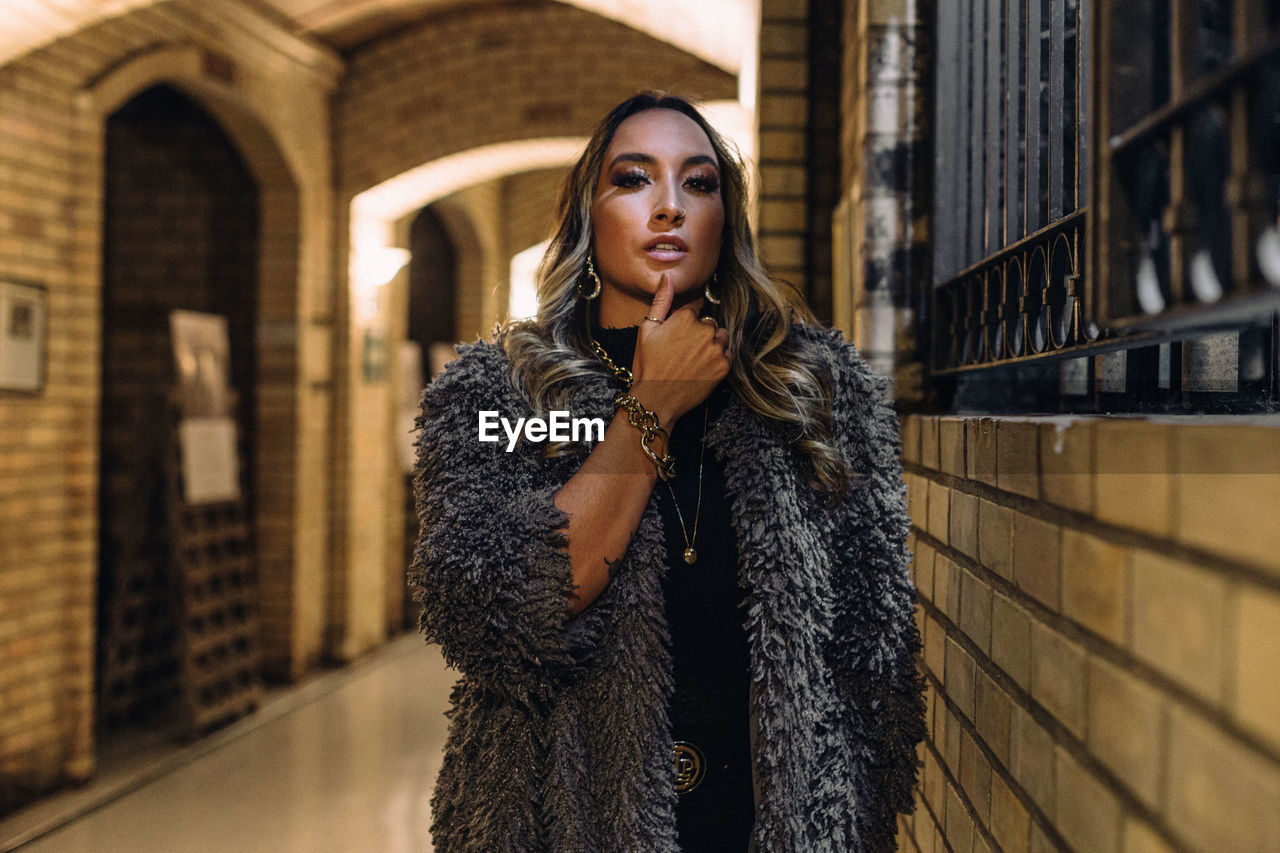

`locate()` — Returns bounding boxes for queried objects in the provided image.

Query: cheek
[590,204,626,257]
[700,207,726,259]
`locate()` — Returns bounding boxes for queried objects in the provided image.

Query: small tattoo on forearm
[605,556,623,579]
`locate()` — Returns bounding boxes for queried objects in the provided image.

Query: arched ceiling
[1,0,756,75]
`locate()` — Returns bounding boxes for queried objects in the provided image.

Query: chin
[650,269,704,293]
[671,284,704,304]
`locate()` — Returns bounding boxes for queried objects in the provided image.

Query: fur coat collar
[411,325,923,852]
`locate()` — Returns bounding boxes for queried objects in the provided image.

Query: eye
[611,169,650,189]
[684,173,720,194]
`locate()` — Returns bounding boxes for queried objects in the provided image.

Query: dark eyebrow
[607,152,719,171]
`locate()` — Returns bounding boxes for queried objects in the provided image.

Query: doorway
[97,84,260,735]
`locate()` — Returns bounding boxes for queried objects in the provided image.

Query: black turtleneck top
[591,325,755,846]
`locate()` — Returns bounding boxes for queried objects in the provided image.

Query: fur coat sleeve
[409,328,924,852]
[816,328,926,851]
[408,341,617,704]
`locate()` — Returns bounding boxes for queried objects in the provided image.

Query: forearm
[554,408,665,616]
[554,284,726,617]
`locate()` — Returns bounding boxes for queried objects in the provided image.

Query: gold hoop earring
[703,273,722,305]
[579,257,602,300]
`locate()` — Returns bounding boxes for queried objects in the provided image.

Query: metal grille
[165,407,262,736]
[1095,1,1280,329]
[933,0,1093,373]
[931,1,1280,413]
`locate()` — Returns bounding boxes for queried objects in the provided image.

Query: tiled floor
[3,635,454,853]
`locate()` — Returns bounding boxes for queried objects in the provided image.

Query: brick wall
[500,168,566,287]
[833,0,929,394]
[755,0,850,320]
[0,0,337,807]
[335,3,736,201]
[753,2,1280,848]
[757,0,811,300]
[899,415,1280,853]
[0,28,102,808]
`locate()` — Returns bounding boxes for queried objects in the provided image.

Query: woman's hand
[629,274,731,425]
[553,275,729,616]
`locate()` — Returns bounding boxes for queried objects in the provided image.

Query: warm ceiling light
[0,1,757,77]
[0,0,152,68]
[353,137,587,224]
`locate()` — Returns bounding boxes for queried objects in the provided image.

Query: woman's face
[590,108,725,326]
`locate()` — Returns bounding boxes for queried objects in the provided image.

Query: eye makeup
[684,172,719,193]
[607,168,720,193]
[611,168,649,188]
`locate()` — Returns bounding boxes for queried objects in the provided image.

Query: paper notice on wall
[0,281,45,392]
[170,310,232,418]
[179,416,241,505]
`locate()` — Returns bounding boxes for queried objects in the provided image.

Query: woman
[411,93,923,852]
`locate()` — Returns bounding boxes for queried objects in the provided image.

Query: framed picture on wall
[170,309,232,417]
[0,281,47,393]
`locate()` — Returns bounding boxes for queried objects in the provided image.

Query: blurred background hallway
[3,637,451,851]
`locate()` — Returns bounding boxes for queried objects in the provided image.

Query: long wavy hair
[502,92,848,493]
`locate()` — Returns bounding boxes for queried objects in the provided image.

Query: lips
[644,234,688,262]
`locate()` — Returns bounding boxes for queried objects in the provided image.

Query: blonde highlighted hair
[501,92,848,493]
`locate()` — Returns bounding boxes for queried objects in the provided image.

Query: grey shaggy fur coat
[410,324,924,852]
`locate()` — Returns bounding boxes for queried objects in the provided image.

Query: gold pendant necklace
[591,336,708,565]
[664,402,708,564]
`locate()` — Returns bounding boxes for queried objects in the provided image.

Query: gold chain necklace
[591,337,708,564]
[664,403,708,564]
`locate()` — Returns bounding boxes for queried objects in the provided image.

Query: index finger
[646,274,674,323]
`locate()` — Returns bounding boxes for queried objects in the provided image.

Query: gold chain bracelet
[590,337,676,479]
[613,392,676,480]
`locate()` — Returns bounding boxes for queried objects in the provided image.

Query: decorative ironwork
[932,0,1096,374]
[931,1,1280,398]
[1094,4,1280,329]
[933,212,1111,373]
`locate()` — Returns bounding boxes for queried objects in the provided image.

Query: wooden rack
[164,400,261,735]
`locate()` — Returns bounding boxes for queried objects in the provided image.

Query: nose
[652,189,685,226]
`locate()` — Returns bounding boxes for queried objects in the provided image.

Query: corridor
[3,2,1280,851]
[2,637,453,853]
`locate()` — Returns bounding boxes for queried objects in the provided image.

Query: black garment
[413,322,925,851]
[593,325,755,851]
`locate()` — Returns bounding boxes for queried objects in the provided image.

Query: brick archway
[81,44,317,682]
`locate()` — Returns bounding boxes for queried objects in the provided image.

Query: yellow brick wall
[900,414,1280,853]
[335,4,736,201]
[0,0,337,805]
[757,0,810,297]
[754,1,1280,849]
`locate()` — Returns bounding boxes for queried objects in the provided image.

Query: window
[931,0,1280,413]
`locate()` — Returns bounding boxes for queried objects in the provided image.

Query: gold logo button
[674,741,706,794]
